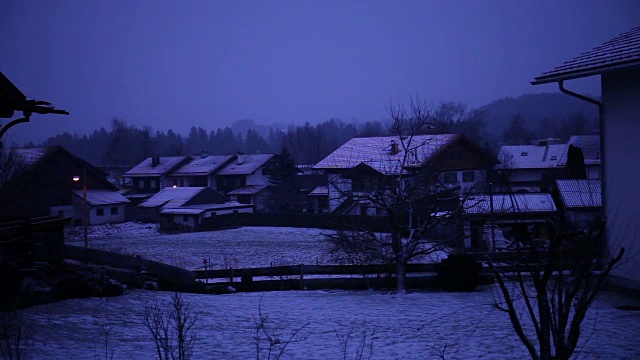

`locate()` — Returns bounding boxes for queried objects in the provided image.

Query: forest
[27,94,597,167]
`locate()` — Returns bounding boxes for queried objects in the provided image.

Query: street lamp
[72,167,88,264]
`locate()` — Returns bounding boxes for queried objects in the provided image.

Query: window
[96,208,104,216]
[58,210,64,216]
[183,215,189,222]
[462,171,475,182]
[443,172,457,184]
[138,179,144,188]
[150,179,157,189]
[111,207,119,215]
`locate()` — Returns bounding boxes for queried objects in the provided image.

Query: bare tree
[488,228,624,360]
[325,97,481,292]
[252,299,309,360]
[0,310,35,360]
[142,292,197,360]
[334,319,375,360]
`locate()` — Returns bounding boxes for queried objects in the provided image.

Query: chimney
[237,152,246,164]
[390,140,400,155]
[200,151,207,158]
[151,155,160,167]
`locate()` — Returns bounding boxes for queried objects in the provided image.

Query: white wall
[72,196,127,225]
[327,173,351,212]
[246,169,269,186]
[602,69,640,288]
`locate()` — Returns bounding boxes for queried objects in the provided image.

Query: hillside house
[0,146,121,223]
[122,155,190,196]
[532,26,640,290]
[313,134,496,215]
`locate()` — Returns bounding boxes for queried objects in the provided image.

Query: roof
[159,202,254,215]
[73,189,130,206]
[227,185,268,195]
[14,148,48,166]
[556,179,601,209]
[124,156,190,177]
[216,154,275,176]
[139,187,206,209]
[464,193,557,215]
[558,135,601,166]
[170,155,234,176]
[497,144,567,169]
[313,134,458,175]
[309,186,328,196]
[533,26,640,84]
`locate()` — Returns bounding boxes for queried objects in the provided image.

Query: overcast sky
[1,0,639,145]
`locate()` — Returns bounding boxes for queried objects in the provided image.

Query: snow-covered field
[22,288,640,360]
[29,223,637,359]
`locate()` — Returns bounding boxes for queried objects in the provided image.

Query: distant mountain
[480,93,599,136]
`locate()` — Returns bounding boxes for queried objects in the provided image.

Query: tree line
[27,100,593,167]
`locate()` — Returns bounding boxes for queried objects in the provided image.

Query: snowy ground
[22,288,640,360]
[35,223,639,359]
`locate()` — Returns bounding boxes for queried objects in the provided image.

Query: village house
[554,179,601,232]
[122,155,190,198]
[496,140,568,192]
[532,26,640,290]
[313,134,496,215]
[0,146,126,225]
[463,193,558,251]
[166,153,234,188]
[557,135,601,180]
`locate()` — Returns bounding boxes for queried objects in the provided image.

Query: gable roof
[556,179,601,209]
[558,135,601,166]
[216,154,275,175]
[498,143,567,169]
[170,155,234,176]
[139,187,207,209]
[533,26,640,84]
[313,134,459,175]
[72,189,130,206]
[124,156,190,177]
[227,185,269,195]
[464,193,557,215]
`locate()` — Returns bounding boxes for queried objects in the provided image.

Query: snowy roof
[160,202,254,215]
[170,155,234,176]
[497,144,567,169]
[313,134,458,175]
[558,135,601,166]
[556,179,602,209]
[216,154,275,175]
[464,193,557,215]
[139,187,206,209]
[309,186,328,196]
[227,185,268,195]
[72,189,130,206]
[124,156,190,177]
[533,26,640,84]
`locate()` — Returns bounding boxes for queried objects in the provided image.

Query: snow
[51,223,640,359]
[22,289,640,359]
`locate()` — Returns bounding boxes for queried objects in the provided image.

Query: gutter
[557,80,607,255]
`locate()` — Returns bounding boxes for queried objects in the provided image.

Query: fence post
[299,264,304,290]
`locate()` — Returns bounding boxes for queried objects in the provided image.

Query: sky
[1,0,639,145]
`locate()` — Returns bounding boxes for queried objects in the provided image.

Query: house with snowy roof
[122,155,190,196]
[166,154,234,188]
[532,26,640,290]
[496,140,568,192]
[137,186,252,230]
[557,135,601,180]
[313,134,496,215]
[0,146,127,224]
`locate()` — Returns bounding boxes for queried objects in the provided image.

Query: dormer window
[550,156,557,160]
[521,152,528,156]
